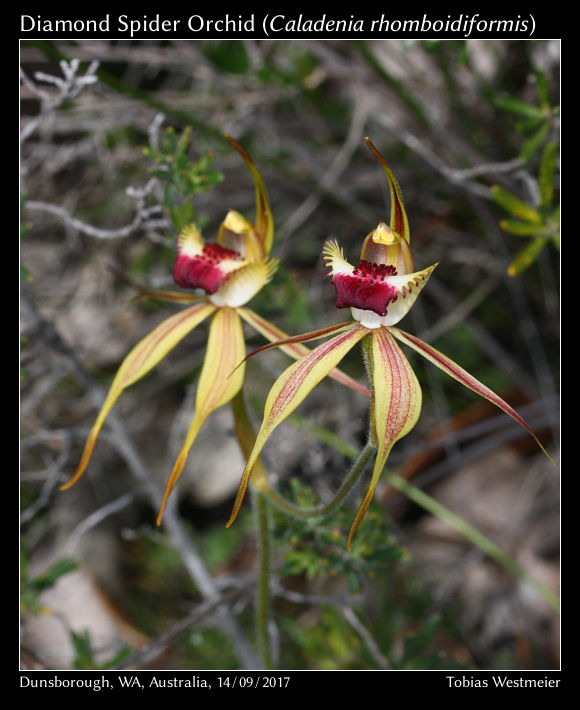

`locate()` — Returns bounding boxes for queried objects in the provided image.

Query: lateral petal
[347,328,422,548]
[227,323,368,527]
[60,301,216,491]
[389,326,553,462]
[237,307,370,395]
[209,258,278,308]
[156,307,246,524]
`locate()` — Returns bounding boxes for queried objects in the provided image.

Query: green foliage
[278,579,467,670]
[494,67,559,163]
[281,605,367,669]
[492,66,559,277]
[70,629,132,670]
[203,41,250,75]
[492,140,559,276]
[272,479,408,593]
[20,546,78,616]
[143,125,224,231]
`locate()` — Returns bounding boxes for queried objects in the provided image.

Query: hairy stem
[259,442,375,519]
[231,390,273,668]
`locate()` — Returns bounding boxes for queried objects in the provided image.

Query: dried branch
[20,296,260,670]
[20,58,99,143]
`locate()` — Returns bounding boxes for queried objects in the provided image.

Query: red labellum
[173,244,242,294]
[332,260,399,316]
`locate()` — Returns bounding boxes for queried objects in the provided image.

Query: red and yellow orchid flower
[60,135,367,524]
[227,137,552,549]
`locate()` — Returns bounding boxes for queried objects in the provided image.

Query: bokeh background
[20,39,560,671]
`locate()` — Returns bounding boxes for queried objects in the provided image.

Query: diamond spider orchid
[226,137,553,549]
[60,135,367,524]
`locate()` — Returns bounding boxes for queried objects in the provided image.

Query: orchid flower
[60,136,367,524]
[227,137,552,549]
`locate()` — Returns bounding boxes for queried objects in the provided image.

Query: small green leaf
[494,96,545,118]
[499,219,550,237]
[507,237,548,276]
[30,558,78,592]
[491,185,542,223]
[534,67,551,109]
[538,141,559,209]
[520,121,551,163]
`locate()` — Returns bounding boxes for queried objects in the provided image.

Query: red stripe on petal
[266,325,366,426]
[390,326,554,462]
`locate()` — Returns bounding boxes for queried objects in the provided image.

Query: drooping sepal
[156,307,247,524]
[227,323,368,527]
[389,326,554,462]
[60,301,216,492]
[347,328,422,549]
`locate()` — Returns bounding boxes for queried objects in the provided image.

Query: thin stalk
[231,390,273,668]
[253,489,273,670]
[294,414,560,613]
[259,442,375,519]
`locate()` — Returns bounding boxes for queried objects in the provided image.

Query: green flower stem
[292,412,559,613]
[231,390,273,669]
[258,442,375,519]
[253,489,273,670]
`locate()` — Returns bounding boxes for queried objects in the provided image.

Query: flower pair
[62,134,550,549]
[226,138,552,549]
[60,136,366,522]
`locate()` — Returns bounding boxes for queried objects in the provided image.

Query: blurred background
[20,39,559,671]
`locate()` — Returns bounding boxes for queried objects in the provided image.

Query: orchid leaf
[520,121,551,163]
[493,96,545,119]
[534,67,552,110]
[499,219,552,237]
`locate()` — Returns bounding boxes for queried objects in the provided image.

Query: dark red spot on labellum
[332,260,398,316]
[173,244,242,294]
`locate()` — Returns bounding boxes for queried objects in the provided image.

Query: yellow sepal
[156,307,246,524]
